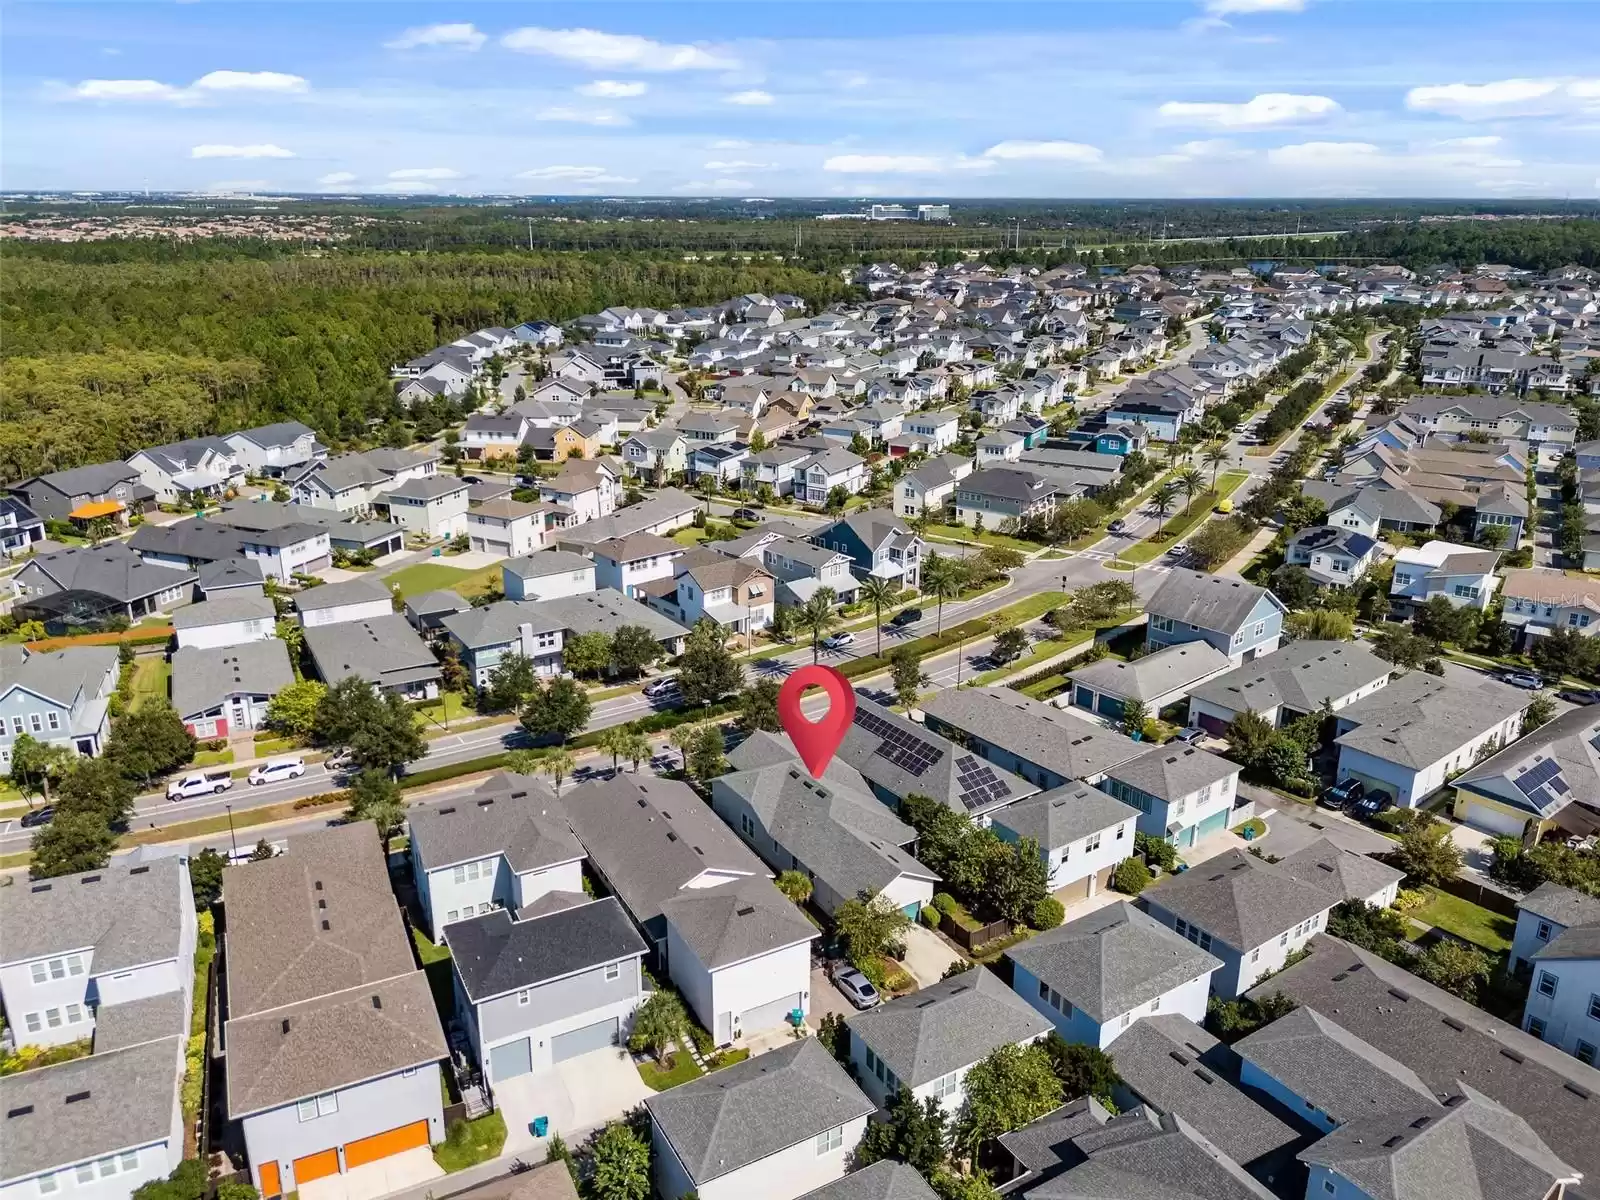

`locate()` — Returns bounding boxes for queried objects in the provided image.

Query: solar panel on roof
[953,754,1013,811]
[854,707,943,778]
[1548,774,1570,796]
[1513,759,1561,796]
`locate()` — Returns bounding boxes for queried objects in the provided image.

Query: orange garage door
[293,1149,339,1186]
[344,1121,430,1169]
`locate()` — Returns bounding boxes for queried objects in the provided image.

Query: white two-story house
[991,781,1141,902]
[1389,541,1502,614]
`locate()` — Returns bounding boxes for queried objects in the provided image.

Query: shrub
[292,790,349,811]
[1032,897,1065,929]
[1394,888,1428,913]
[920,906,942,930]
[933,892,959,917]
[1112,858,1153,896]
[687,1023,715,1056]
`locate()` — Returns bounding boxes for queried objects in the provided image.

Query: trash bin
[531,1116,549,1138]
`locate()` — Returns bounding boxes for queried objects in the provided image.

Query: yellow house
[531,423,601,462]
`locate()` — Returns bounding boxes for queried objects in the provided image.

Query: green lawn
[414,691,475,730]
[433,1112,506,1172]
[193,748,234,768]
[1118,471,1249,565]
[385,561,503,600]
[1411,886,1516,953]
[411,924,452,965]
[638,1053,703,1091]
[920,523,1044,553]
[127,656,171,712]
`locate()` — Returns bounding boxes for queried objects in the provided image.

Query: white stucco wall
[298,598,393,629]
[1521,956,1600,1061]
[175,617,275,651]
[651,1113,867,1200]
[666,925,812,1044]
[504,566,596,602]
[1011,963,1212,1050]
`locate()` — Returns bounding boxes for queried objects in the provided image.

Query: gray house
[1143,571,1286,665]
[0,644,118,764]
[13,544,194,630]
[302,614,442,701]
[443,897,647,1089]
[9,461,150,524]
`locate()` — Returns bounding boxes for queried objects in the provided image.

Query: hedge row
[27,628,174,652]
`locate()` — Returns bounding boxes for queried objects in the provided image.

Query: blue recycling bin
[531,1116,549,1138]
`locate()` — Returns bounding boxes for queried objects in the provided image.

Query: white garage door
[488,1037,532,1081]
[738,993,802,1037]
[551,1017,618,1063]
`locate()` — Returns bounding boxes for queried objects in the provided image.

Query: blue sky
[4,1,1598,198]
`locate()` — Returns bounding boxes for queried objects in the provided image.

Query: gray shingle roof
[1105,744,1239,805]
[845,967,1051,1089]
[1067,641,1233,704]
[990,782,1140,853]
[996,1098,1114,1178]
[1232,1006,1439,1127]
[292,573,393,613]
[386,475,470,501]
[1007,902,1221,1023]
[795,1161,939,1200]
[1247,935,1600,1181]
[646,1038,873,1186]
[0,858,188,973]
[443,590,687,650]
[27,543,195,603]
[1143,848,1338,952]
[1108,1016,1305,1173]
[1275,838,1405,905]
[197,557,265,593]
[444,898,646,1002]
[1517,881,1600,929]
[659,875,817,970]
[173,594,275,634]
[1028,1107,1278,1200]
[0,1035,183,1182]
[1333,672,1529,770]
[1453,703,1600,821]
[302,613,441,690]
[0,644,117,710]
[90,991,188,1053]
[558,775,766,926]
[1145,572,1282,637]
[557,490,702,550]
[409,780,580,875]
[920,688,1145,787]
[171,639,295,720]
[1187,641,1394,718]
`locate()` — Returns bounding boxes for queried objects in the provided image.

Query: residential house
[590,534,681,599]
[1276,837,1405,910]
[741,445,812,498]
[1389,541,1503,613]
[976,430,1025,464]
[380,476,470,542]
[524,424,598,463]
[1064,642,1233,724]
[289,448,439,517]
[172,592,277,650]
[1513,888,1600,1060]
[9,462,150,525]
[292,575,395,628]
[1185,640,1394,735]
[676,412,744,444]
[11,544,194,630]
[845,969,1052,1111]
[1143,572,1286,665]
[465,498,546,558]
[1332,671,1530,809]
[811,510,924,588]
[551,489,699,553]
[1102,392,1199,442]
[1500,568,1600,648]
[211,501,403,562]
[444,897,647,1087]
[302,614,442,701]
[748,536,859,607]
[126,437,242,504]
[790,1163,939,1200]
[1094,423,1151,457]
[646,1039,874,1200]
[643,551,775,636]
[952,467,1061,531]
[900,410,962,453]
[620,429,689,484]
[406,775,586,939]
[710,746,938,918]
[442,591,688,686]
[1511,883,1600,978]
[221,824,449,1198]
[989,782,1141,902]
[130,515,332,583]
[1096,743,1242,850]
[171,639,296,738]
[893,455,972,520]
[460,414,529,462]
[689,442,751,486]
[195,558,265,599]
[1283,526,1381,589]
[403,590,469,638]
[1453,704,1600,835]
[501,551,596,602]
[1140,848,1340,998]
[539,460,618,525]
[0,644,119,766]
[1400,395,1578,458]
[1306,482,1443,538]
[0,495,44,557]
[793,448,868,507]
[223,422,322,478]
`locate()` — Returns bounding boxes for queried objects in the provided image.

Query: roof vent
[1193,1069,1214,1085]
[315,881,323,891]
[281,1019,291,1035]
[372,995,383,1010]
[30,883,51,893]
[129,866,149,875]
[1386,987,1410,1002]
[65,1092,90,1105]
[666,832,678,842]
[1441,1017,1465,1032]
[7,1105,34,1118]
[439,806,456,815]
[1563,1082,1591,1100]
[80,875,101,884]
[321,919,330,931]
[736,905,756,917]
[1168,1051,1190,1066]
[1498,1048,1524,1064]
[1409,1116,1432,1130]
[1382,1135,1405,1149]
[317,899,326,909]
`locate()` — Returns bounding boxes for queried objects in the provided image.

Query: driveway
[299,1147,441,1200]
[496,1046,651,1155]
[1250,797,1394,858]
[809,965,862,1030]
[901,923,963,987]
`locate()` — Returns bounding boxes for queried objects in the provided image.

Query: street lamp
[224,801,238,858]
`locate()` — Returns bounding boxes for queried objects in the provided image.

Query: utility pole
[527,216,533,252]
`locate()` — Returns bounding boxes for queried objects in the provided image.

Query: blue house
[1094,423,1150,457]
[810,510,924,588]
[1144,571,1287,666]
[1001,415,1051,450]
[1102,394,1195,443]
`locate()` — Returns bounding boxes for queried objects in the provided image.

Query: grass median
[837,590,1069,681]
[1116,471,1249,565]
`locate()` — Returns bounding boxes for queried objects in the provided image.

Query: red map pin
[778,664,858,779]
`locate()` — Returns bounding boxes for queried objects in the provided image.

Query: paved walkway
[901,923,963,986]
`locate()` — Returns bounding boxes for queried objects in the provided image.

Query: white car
[822,631,856,650]
[166,771,233,801]
[247,756,307,786]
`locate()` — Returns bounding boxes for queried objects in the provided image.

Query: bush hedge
[933,892,959,917]
[920,906,941,930]
[1113,858,1153,896]
[1032,897,1066,930]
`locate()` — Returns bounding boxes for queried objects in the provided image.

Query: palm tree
[597,726,630,774]
[1150,481,1180,538]
[621,730,652,773]
[775,870,813,905]
[859,576,897,659]
[1203,442,1231,491]
[698,473,717,515]
[797,589,840,664]
[921,552,965,634]
[537,750,576,795]
[1178,467,1205,511]
[1163,439,1183,468]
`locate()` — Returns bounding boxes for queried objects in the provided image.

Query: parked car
[829,963,880,1010]
[1351,789,1395,820]
[887,607,923,628]
[1500,671,1545,690]
[731,507,760,523]
[642,675,680,699]
[19,805,54,829]
[822,631,856,650]
[1107,518,1128,535]
[1319,778,1365,811]
[1559,688,1600,705]
[247,756,307,787]
[167,770,233,801]
[1172,727,1206,745]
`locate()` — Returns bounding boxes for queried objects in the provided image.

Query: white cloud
[708,139,750,149]
[1405,76,1600,118]
[823,154,944,174]
[71,79,185,101]
[534,106,631,126]
[515,165,637,183]
[726,90,774,106]
[190,143,295,159]
[1158,92,1339,128]
[1204,0,1304,13]
[317,172,358,186]
[201,180,268,191]
[577,80,647,98]
[384,23,487,52]
[703,159,776,170]
[1435,134,1503,148]
[1266,139,1521,179]
[1174,139,1252,160]
[1267,140,1377,168]
[674,178,755,192]
[981,140,1104,163]
[501,27,736,71]
[191,70,308,94]
[388,167,461,181]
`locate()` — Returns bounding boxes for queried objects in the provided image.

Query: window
[45,1009,62,1029]
[931,1072,959,1101]
[1151,616,1175,634]
[49,959,65,981]
[10,716,22,735]
[25,1012,41,1034]
[816,1126,844,1155]
[1280,932,1289,948]
[76,1165,95,1185]
[1253,621,1266,638]
[38,1173,60,1195]
[1536,921,1552,941]
[605,962,620,982]
[478,903,491,915]
[1120,1012,1131,1028]
[740,813,755,839]
[29,714,42,733]
[1538,971,1559,998]
[30,962,46,984]
[1528,1016,1548,1040]
[1150,994,1161,1012]
[66,956,83,977]
[453,865,466,885]
[1251,948,1260,963]
[447,909,459,922]
[1578,1041,1598,1067]
[317,1092,338,1117]
[1588,994,1600,1022]
[1085,832,1102,853]
[1116,824,1126,840]
[865,1048,878,1075]
[1322,1181,1336,1195]
[97,1159,116,1179]
[1038,979,1050,1002]
[65,1004,82,1025]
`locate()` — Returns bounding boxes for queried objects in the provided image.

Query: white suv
[247,756,307,787]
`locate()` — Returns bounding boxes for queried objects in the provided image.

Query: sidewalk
[1215,525,1276,579]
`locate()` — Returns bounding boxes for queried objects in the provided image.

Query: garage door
[1196,808,1231,840]
[489,1037,532,1081]
[551,1017,618,1063]
[344,1121,430,1169]
[293,1149,339,1186]
[1196,711,1230,737]
[738,993,802,1036]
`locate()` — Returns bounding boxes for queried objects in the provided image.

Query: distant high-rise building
[917,204,951,221]
[868,203,913,221]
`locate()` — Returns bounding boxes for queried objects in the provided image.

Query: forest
[0,250,851,480]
